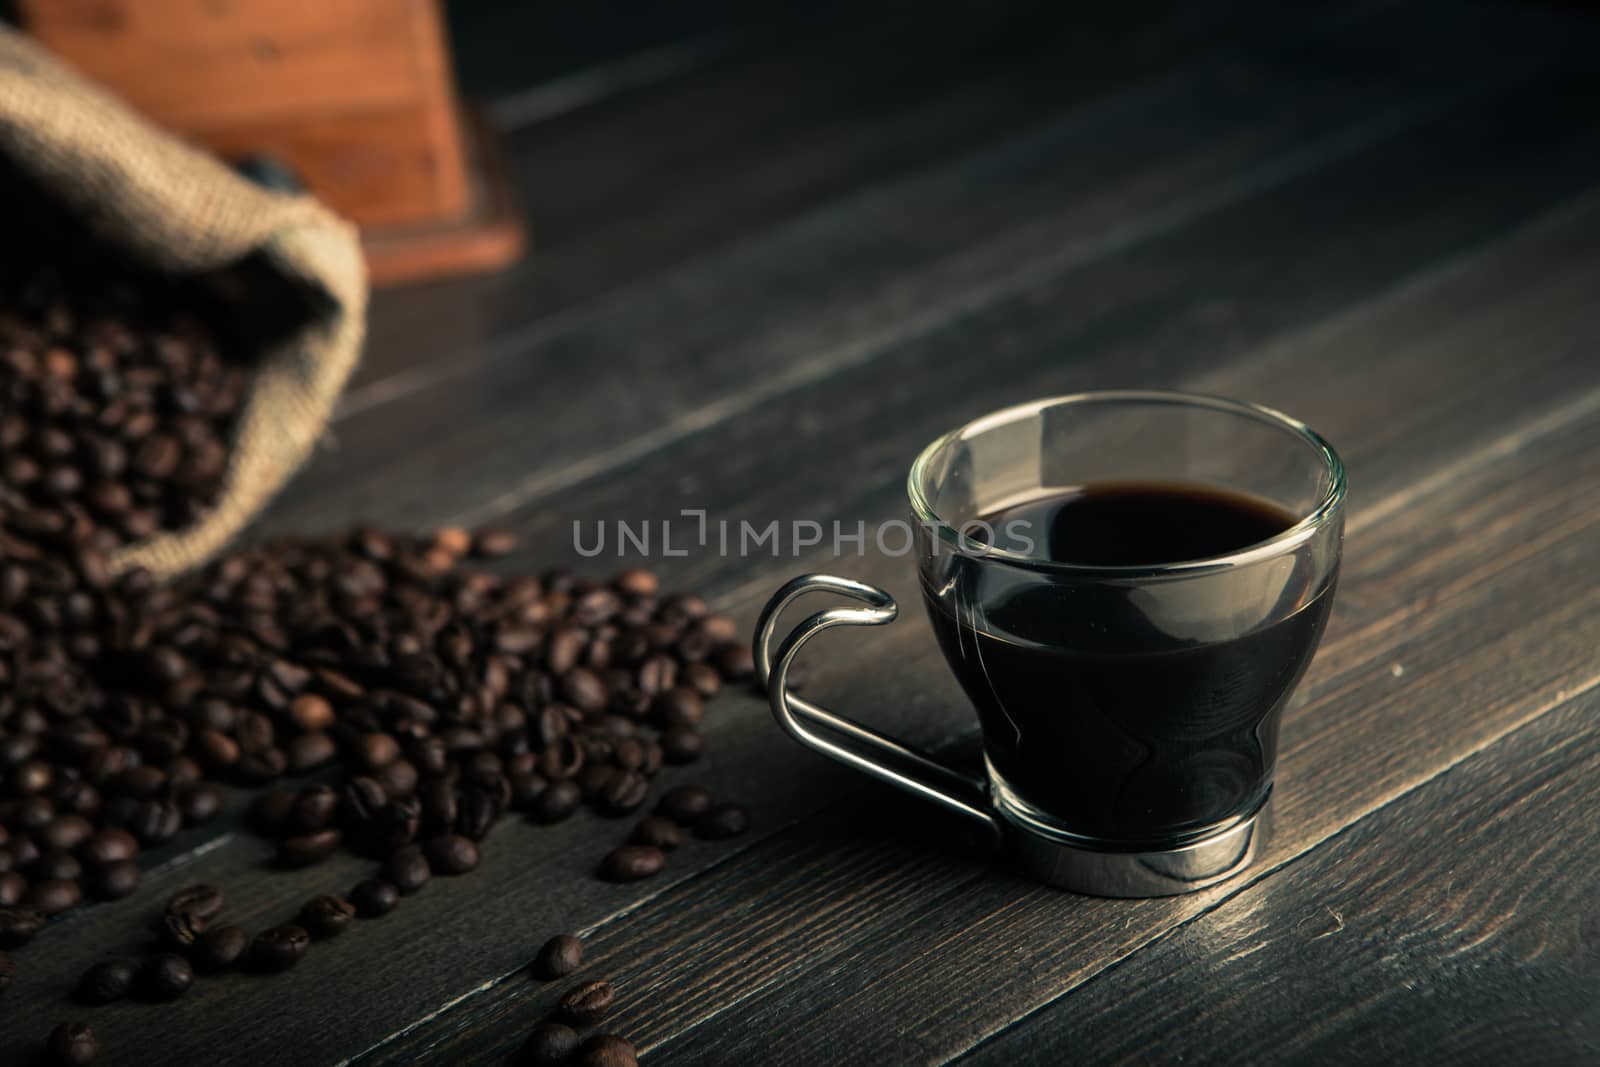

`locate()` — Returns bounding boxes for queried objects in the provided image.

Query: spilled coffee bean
[519,1022,580,1066]
[533,933,584,980]
[598,846,667,883]
[195,925,251,971]
[349,879,400,919]
[696,802,752,841]
[558,978,616,1024]
[630,816,682,850]
[137,953,193,1000]
[300,895,357,939]
[251,926,310,972]
[46,1021,98,1066]
[75,960,135,1005]
[580,1034,640,1067]
[166,884,224,921]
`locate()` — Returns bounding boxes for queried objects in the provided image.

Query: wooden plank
[484,90,1600,605]
[958,692,1600,1066]
[6,22,1598,1066]
[9,54,1597,1067]
[347,383,1600,1066]
[353,0,1299,387]
[296,194,1600,1063]
[268,0,1588,535]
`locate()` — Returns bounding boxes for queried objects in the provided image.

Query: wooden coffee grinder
[20,0,526,286]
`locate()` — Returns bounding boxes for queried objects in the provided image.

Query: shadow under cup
[911,392,1345,853]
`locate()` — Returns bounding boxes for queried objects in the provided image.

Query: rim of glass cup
[906,389,1347,578]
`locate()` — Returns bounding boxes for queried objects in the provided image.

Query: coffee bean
[349,879,399,918]
[31,854,81,889]
[599,771,649,816]
[561,668,608,713]
[300,895,356,938]
[630,816,682,850]
[86,860,139,900]
[47,1021,98,1065]
[278,828,342,867]
[251,925,310,971]
[424,834,480,875]
[533,780,582,824]
[519,1023,580,1066]
[377,757,419,798]
[714,643,755,681]
[28,877,81,915]
[656,784,713,825]
[288,692,335,732]
[131,798,182,844]
[138,952,193,999]
[598,846,666,882]
[578,764,615,801]
[195,924,250,971]
[614,568,659,598]
[455,788,500,841]
[540,737,586,781]
[248,789,297,836]
[661,728,703,764]
[76,959,136,1004]
[75,829,136,866]
[0,872,24,907]
[288,732,336,773]
[162,909,207,950]
[546,628,584,674]
[533,933,584,980]
[472,528,518,558]
[167,883,224,921]
[340,776,389,826]
[383,845,431,894]
[42,814,93,853]
[292,785,340,833]
[558,978,616,1024]
[433,526,472,556]
[653,687,704,729]
[697,802,751,840]
[357,732,401,771]
[0,907,43,948]
[580,1034,639,1067]
[175,783,222,825]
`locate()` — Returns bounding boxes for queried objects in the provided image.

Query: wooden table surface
[10,2,1600,1063]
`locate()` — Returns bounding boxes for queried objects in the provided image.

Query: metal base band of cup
[991,775,1272,898]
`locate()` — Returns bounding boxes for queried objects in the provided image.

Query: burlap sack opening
[0,27,367,577]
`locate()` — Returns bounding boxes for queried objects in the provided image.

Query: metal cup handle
[754,574,1002,841]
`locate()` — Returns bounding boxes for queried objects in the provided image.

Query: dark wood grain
[5,6,1598,1063]
[352,0,1300,390]
[344,369,1600,1066]
[293,1,1583,534]
[483,92,1600,603]
[7,53,1599,1066]
[959,693,1600,1066]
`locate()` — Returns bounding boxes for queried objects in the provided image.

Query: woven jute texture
[0,27,367,576]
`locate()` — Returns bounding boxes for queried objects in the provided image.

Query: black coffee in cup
[922,482,1334,846]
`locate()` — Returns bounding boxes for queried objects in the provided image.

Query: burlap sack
[0,27,367,577]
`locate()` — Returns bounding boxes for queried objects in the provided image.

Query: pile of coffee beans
[4,232,756,1064]
[0,253,249,544]
[521,933,639,1067]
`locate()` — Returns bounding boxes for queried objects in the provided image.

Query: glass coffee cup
[754,391,1345,897]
